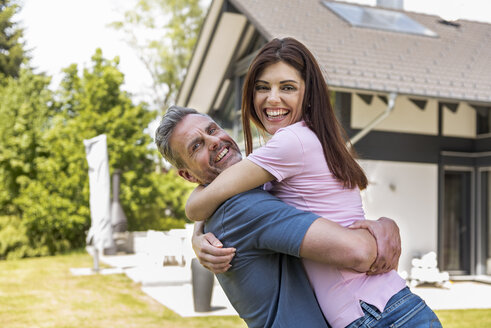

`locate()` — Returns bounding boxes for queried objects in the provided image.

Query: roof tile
[231,0,491,103]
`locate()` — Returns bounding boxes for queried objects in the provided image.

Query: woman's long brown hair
[241,37,367,190]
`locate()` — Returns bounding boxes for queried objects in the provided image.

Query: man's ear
[178,169,199,184]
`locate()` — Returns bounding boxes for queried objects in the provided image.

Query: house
[176,0,491,278]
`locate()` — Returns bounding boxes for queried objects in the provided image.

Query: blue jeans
[346,287,442,328]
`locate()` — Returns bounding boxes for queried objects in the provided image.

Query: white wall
[358,160,439,274]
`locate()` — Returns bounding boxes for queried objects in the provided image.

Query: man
[155,106,401,328]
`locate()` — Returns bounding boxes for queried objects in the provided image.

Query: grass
[436,308,491,328]
[0,252,246,328]
[1,252,490,328]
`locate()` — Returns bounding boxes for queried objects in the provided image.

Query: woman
[187,37,441,328]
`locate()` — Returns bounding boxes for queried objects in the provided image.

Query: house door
[477,168,491,275]
[441,167,473,275]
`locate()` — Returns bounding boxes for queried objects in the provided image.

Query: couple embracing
[155,37,441,328]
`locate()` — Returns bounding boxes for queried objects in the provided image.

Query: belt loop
[360,301,382,320]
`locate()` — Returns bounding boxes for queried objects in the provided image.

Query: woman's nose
[267,89,280,104]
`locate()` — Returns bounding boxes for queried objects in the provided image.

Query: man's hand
[349,217,401,275]
[192,222,235,274]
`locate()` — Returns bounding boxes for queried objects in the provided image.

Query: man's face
[170,114,242,184]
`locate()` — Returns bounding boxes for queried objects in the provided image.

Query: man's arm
[300,217,401,274]
[192,216,401,274]
[191,221,235,273]
[349,217,401,275]
[300,218,377,272]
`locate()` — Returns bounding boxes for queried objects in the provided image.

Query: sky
[16,0,491,105]
[17,0,147,100]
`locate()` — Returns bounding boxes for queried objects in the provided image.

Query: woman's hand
[192,222,235,274]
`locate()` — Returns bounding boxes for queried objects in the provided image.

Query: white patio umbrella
[83,134,115,258]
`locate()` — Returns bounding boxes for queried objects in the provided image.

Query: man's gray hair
[155,105,206,168]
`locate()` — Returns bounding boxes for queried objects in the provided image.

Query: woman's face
[253,61,305,135]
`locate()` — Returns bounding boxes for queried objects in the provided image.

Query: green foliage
[50,49,193,230]
[0,68,88,257]
[0,2,196,259]
[110,0,206,111]
[0,0,26,79]
[0,50,194,259]
[0,70,52,215]
[123,169,194,231]
[0,216,47,260]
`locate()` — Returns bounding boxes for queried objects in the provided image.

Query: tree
[0,0,26,79]
[110,0,206,111]
[20,49,193,252]
[0,69,52,216]
[0,69,54,259]
[0,50,194,259]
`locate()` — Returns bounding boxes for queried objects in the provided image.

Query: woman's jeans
[346,287,442,327]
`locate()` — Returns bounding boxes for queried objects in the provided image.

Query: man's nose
[206,135,220,150]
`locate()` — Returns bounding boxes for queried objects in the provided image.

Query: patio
[99,251,491,317]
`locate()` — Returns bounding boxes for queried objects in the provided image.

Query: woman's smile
[254,61,305,135]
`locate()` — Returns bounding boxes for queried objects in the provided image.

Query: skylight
[322,1,438,37]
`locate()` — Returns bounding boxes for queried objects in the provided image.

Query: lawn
[0,252,246,328]
[0,252,490,328]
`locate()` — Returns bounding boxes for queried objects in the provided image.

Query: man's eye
[209,128,216,134]
[192,143,201,151]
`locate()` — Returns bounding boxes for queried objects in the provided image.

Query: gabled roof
[230,0,491,103]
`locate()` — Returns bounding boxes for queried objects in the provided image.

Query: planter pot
[191,258,214,312]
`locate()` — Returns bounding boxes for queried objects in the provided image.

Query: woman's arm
[185,159,274,221]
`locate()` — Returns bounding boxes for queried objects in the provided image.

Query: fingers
[353,217,402,276]
[203,232,224,248]
[200,243,236,257]
[193,232,235,274]
[348,220,370,229]
[192,232,224,254]
[367,268,389,275]
[367,254,384,275]
[198,253,233,273]
[367,260,392,275]
[370,238,393,274]
[367,238,401,275]
[200,260,232,274]
[197,246,235,274]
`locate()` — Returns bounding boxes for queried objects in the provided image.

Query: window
[475,105,491,135]
[322,1,437,37]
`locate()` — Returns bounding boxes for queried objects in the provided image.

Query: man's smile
[214,146,230,162]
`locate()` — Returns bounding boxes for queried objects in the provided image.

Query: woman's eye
[282,85,296,91]
[255,85,268,91]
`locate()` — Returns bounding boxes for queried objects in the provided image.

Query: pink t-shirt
[247,121,406,328]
